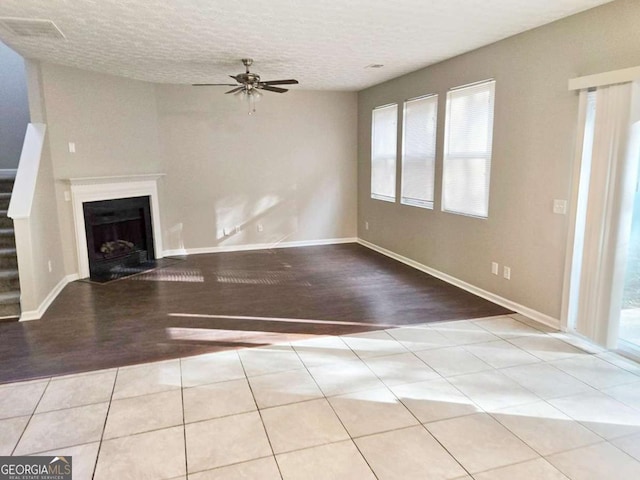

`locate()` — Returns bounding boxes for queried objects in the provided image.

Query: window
[401,95,438,209]
[371,103,398,202]
[442,80,495,218]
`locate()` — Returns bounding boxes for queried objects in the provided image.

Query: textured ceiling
[0,0,613,90]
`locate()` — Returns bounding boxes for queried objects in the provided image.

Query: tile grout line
[179,358,189,480]
[438,349,617,460]
[347,320,601,474]
[340,336,475,479]
[91,368,119,480]
[481,405,606,461]
[186,455,276,477]
[8,316,640,476]
[469,456,558,477]
[10,377,51,456]
[236,349,284,480]
[596,352,640,374]
[289,339,380,480]
[422,326,632,463]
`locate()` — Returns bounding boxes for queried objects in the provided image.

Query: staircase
[0,177,20,319]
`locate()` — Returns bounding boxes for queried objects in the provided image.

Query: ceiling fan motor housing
[236,73,261,85]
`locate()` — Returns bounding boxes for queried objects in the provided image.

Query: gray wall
[0,41,29,169]
[357,0,640,320]
[35,64,357,275]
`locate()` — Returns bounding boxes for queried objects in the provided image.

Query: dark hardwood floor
[0,244,510,383]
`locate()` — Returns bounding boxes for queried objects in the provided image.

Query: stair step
[0,268,20,282]
[0,194,10,210]
[0,269,18,280]
[0,229,16,247]
[0,209,12,230]
[0,291,20,305]
[0,248,17,269]
[0,268,20,292]
[0,291,21,317]
[0,179,19,317]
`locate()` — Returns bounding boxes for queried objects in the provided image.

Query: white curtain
[574,82,640,347]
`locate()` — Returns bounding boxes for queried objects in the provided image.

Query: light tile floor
[3,314,640,479]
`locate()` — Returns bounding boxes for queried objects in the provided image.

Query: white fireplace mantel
[64,173,165,278]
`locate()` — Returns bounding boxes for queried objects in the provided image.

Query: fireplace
[67,174,165,279]
[83,196,155,280]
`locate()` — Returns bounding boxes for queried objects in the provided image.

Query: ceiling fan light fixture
[195,59,298,115]
[236,87,262,115]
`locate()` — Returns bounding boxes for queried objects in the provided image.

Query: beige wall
[15,133,66,314]
[0,41,29,169]
[34,63,357,276]
[156,86,357,251]
[38,64,162,274]
[357,0,640,319]
[41,63,162,179]
[13,63,66,316]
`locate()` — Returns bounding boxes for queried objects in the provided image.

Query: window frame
[370,103,399,203]
[400,93,439,210]
[441,79,496,219]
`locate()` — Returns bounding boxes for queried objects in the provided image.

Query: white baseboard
[164,237,358,257]
[357,238,561,330]
[0,169,17,179]
[20,274,79,321]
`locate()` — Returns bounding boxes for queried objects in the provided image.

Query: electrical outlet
[365,221,369,231]
[68,142,76,153]
[553,199,567,215]
[48,260,52,273]
[257,223,264,232]
[491,262,499,275]
[503,266,511,280]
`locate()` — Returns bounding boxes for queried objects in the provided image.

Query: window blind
[442,80,495,218]
[401,94,438,209]
[371,103,398,202]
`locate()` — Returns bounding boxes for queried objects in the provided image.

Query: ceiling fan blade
[261,79,299,86]
[258,85,288,93]
[192,83,239,86]
[225,87,245,94]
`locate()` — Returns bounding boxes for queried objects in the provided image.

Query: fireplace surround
[83,196,155,280]
[66,174,164,279]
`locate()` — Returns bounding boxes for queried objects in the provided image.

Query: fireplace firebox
[82,196,155,281]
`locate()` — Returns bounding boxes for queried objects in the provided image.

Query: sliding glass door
[566,81,640,352]
[619,174,640,350]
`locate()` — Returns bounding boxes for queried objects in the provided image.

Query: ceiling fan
[193,58,298,96]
